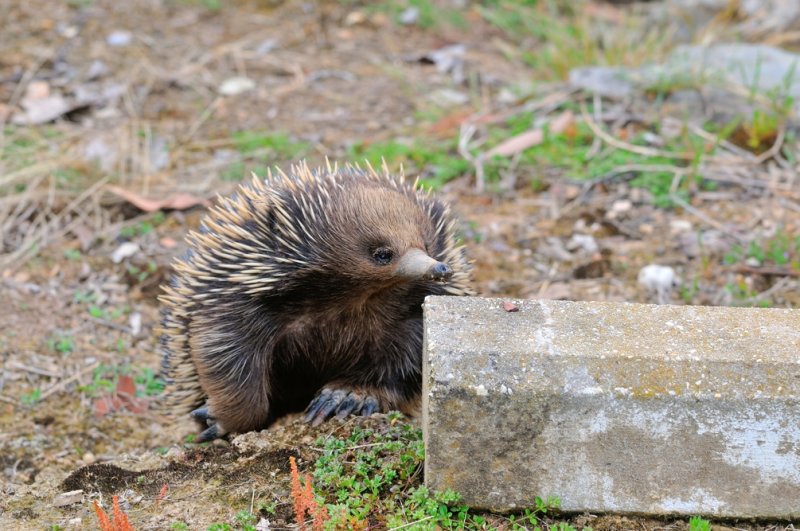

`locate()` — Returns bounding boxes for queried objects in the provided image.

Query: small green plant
[725,280,771,307]
[73,290,97,304]
[179,0,221,10]
[135,367,166,396]
[222,131,309,181]
[20,388,42,406]
[206,524,232,531]
[478,0,668,80]
[481,116,708,207]
[506,495,563,529]
[308,419,575,529]
[680,275,700,304]
[232,131,309,158]
[221,162,268,182]
[723,228,800,270]
[368,0,467,30]
[741,109,780,152]
[170,523,189,531]
[63,248,82,261]
[77,365,165,398]
[347,138,471,189]
[47,334,75,354]
[119,212,165,239]
[688,515,711,531]
[258,500,277,515]
[234,510,257,531]
[126,260,158,283]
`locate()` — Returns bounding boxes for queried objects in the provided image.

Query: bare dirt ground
[1,0,800,529]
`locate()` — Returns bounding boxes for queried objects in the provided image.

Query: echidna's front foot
[191,406,225,442]
[303,387,380,426]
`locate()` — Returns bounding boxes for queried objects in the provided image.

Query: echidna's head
[325,183,454,289]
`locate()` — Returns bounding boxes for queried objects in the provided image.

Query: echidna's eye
[372,247,394,265]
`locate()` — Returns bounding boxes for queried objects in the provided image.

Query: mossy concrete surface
[422,296,800,518]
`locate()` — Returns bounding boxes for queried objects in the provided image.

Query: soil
[1,1,799,529]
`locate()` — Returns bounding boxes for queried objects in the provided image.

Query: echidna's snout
[396,249,453,282]
[429,262,453,281]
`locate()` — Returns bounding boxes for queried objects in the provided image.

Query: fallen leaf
[501,301,519,312]
[93,376,148,417]
[156,483,169,504]
[485,110,574,158]
[159,237,178,248]
[116,375,136,398]
[106,185,209,212]
[427,110,472,137]
[93,396,113,417]
[13,94,71,125]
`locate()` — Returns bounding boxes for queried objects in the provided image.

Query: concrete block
[422,296,800,518]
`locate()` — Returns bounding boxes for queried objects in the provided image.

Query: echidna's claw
[361,396,379,416]
[191,406,213,425]
[190,405,227,442]
[196,425,219,443]
[334,393,361,419]
[304,389,344,426]
[304,387,381,426]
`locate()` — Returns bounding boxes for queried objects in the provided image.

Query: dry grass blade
[752,122,787,165]
[0,158,67,188]
[580,101,696,161]
[0,175,110,270]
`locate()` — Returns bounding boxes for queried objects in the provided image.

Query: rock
[570,43,800,114]
[53,489,84,507]
[668,44,800,102]
[637,264,678,303]
[423,296,800,517]
[428,88,469,107]
[106,30,133,47]
[218,77,256,96]
[399,6,419,25]
[111,242,139,264]
[568,66,635,99]
[668,0,800,37]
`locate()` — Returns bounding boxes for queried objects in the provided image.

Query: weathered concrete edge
[421,295,800,518]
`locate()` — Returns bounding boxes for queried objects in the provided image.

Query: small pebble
[106,30,133,47]
[111,242,139,263]
[399,6,419,25]
[218,77,256,96]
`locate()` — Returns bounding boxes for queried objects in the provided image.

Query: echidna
[159,161,473,441]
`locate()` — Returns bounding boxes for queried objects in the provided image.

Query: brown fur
[159,162,472,437]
